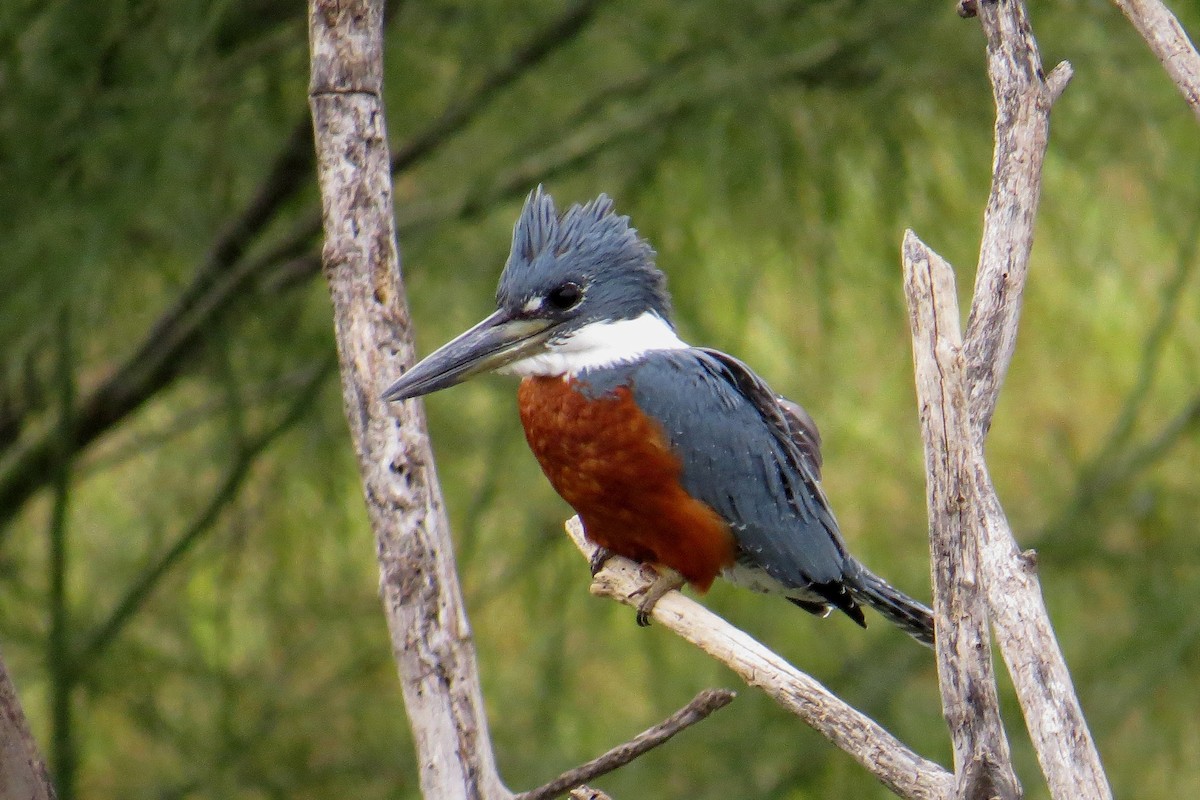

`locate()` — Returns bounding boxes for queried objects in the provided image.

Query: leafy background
[1,0,1198,797]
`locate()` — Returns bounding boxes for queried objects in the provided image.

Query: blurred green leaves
[1,0,1198,798]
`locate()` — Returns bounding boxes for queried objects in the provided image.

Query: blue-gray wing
[580,349,851,590]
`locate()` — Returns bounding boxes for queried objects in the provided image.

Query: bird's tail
[850,567,935,648]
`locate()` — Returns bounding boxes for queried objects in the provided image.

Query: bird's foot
[588,546,616,577]
[630,569,686,627]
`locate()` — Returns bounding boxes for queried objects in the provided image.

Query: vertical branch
[954,3,1113,798]
[902,233,1019,800]
[1112,0,1200,123]
[307,3,510,799]
[962,0,1072,440]
[904,222,1114,800]
[0,650,56,800]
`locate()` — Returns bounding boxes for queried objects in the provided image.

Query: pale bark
[960,3,1113,799]
[1113,0,1200,123]
[963,0,1072,440]
[0,650,56,800]
[567,518,955,800]
[307,2,509,798]
[902,234,1018,800]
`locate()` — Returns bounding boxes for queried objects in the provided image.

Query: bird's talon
[631,571,685,627]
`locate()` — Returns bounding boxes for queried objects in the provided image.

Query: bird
[382,187,934,646]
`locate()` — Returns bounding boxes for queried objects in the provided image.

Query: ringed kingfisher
[382,188,934,646]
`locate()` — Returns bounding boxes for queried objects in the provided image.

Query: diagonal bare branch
[515,689,734,800]
[1112,0,1200,123]
[564,518,953,800]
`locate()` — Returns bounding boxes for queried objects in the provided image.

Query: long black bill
[380,310,555,402]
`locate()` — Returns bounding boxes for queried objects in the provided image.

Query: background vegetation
[2,0,1198,797]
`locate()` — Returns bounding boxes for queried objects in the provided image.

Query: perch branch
[515,689,735,800]
[564,518,953,800]
[1112,0,1200,123]
[902,232,1019,800]
[308,1,510,798]
[568,788,612,800]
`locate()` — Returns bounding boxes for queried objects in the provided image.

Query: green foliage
[1,0,1199,797]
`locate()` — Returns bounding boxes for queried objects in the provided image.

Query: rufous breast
[517,374,735,590]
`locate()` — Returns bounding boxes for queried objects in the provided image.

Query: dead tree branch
[903,233,1019,800]
[515,689,735,800]
[906,225,1113,800]
[963,1,1072,440]
[953,3,1117,798]
[565,518,954,800]
[0,648,56,800]
[1112,0,1200,123]
[308,1,509,798]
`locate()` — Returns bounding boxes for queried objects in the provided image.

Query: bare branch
[564,518,953,800]
[972,467,1111,800]
[955,5,1113,796]
[308,2,510,797]
[515,689,735,800]
[568,788,612,800]
[0,648,56,800]
[902,231,1019,800]
[1112,0,1200,123]
[962,1,1073,440]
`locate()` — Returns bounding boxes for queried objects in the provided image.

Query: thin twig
[515,689,735,800]
[563,518,953,800]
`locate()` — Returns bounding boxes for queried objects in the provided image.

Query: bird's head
[382,187,682,402]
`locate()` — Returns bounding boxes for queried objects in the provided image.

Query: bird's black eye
[546,281,583,311]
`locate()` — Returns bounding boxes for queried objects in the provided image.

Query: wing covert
[580,349,851,590]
